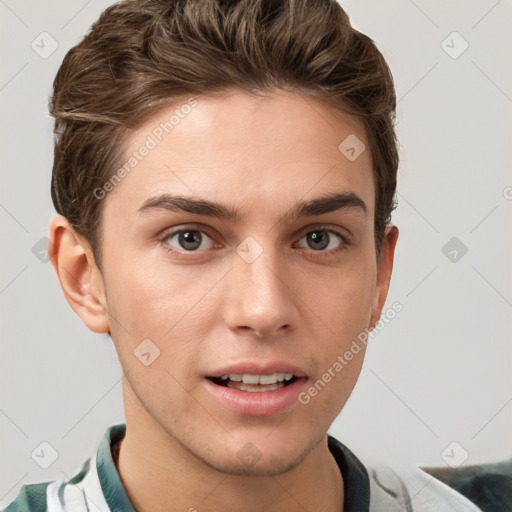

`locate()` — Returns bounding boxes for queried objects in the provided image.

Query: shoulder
[328,434,484,510]
[368,463,485,511]
[2,424,124,512]
[2,457,103,512]
[367,458,512,511]
[2,482,50,512]
[328,434,487,511]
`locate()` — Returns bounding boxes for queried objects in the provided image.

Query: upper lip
[206,361,308,379]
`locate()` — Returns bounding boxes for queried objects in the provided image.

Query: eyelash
[157,224,351,260]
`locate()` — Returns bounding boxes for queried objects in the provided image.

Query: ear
[48,214,110,333]
[369,225,399,328]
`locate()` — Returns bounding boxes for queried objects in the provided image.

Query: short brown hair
[50,0,398,267]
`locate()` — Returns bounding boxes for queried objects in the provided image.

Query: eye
[158,225,349,259]
[296,228,347,253]
[164,228,215,253]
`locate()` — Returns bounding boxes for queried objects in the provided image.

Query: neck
[115,387,344,512]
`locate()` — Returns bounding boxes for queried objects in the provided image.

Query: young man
[3,0,505,510]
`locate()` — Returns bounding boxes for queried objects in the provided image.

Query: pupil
[308,231,329,250]
[179,230,201,250]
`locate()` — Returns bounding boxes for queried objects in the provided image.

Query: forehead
[105,90,375,221]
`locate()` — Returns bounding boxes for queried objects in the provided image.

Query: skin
[49,89,398,512]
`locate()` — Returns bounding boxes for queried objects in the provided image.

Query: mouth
[203,365,308,416]
[207,373,299,393]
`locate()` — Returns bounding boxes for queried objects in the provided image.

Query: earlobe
[48,215,110,334]
[369,225,399,329]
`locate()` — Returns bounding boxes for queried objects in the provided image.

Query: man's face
[93,90,393,476]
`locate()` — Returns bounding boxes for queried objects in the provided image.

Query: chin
[190,436,314,477]
[205,451,307,477]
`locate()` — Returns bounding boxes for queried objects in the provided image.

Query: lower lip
[203,378,308,417]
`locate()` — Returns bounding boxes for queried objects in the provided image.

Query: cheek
[105,257,196,324]
[103,259,222,363]
[305,259,376,337]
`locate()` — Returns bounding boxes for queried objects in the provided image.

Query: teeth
[238,383,282,392]
[218,373,295,385]
[242,374,260,384]
[258,373,278,384]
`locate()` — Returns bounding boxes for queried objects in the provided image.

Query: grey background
[1,0,511,506]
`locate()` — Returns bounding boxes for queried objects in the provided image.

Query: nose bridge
[225,237,296,336]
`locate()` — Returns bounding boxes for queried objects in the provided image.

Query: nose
[223,244,299,338]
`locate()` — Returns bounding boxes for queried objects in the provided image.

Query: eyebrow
[137,191,367,221]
